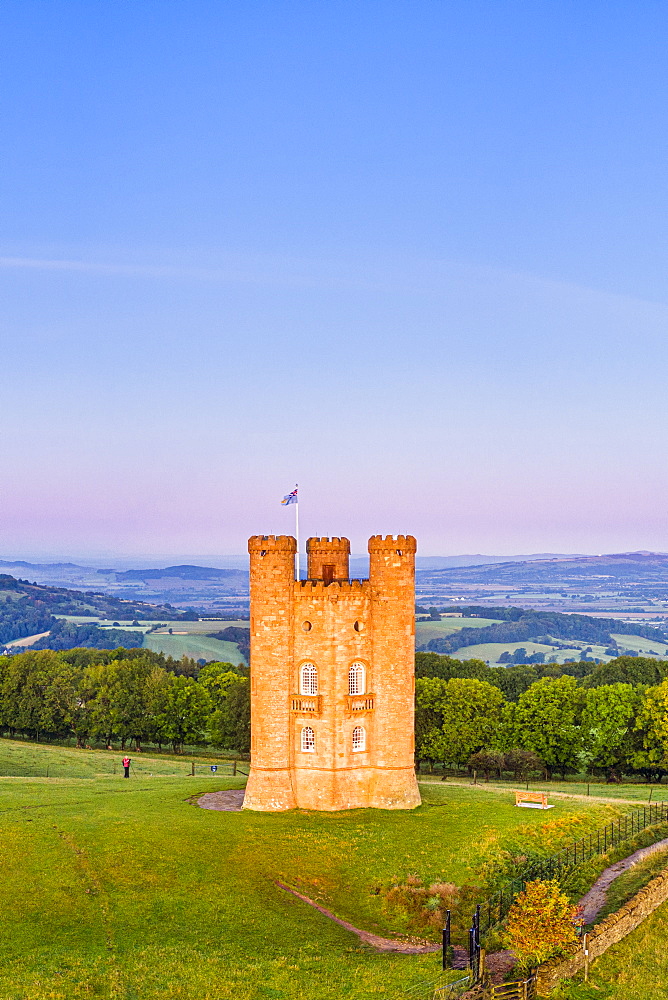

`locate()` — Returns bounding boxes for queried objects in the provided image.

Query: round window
[302,621,312,632]
[353,620,364,632]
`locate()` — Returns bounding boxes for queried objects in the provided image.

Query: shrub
[503,879,580,972]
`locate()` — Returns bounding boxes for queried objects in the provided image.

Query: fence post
[232,760,237,776]
[191,762,195,776]
[443,910,451,970]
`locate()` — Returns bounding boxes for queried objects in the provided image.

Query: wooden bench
[515,791,549,809]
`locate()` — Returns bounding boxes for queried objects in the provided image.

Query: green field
[0,740,625,1000]
[142,632,245,663]
[414,617,501,646]
[610,632,668,656]
[448,640,588,664]
[50,617,249,664]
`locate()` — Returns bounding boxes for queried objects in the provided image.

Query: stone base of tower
[290,765,421,811]
[242,767,296,812]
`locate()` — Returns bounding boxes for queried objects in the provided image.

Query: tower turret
[243,535,297,811]
[306,536,350,583]
[368,535,420,808]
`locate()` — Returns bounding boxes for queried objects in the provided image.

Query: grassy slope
[414,617,501,645]
[446,640,589,663]
[142,633,246,663]
[0,742,622,1000]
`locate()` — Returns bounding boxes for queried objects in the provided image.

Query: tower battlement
[368,534,417,552]
[307,536,349,549]
[248,534,297,554]
[295,578,368,595]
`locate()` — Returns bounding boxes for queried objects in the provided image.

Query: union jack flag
[281,487,298,506]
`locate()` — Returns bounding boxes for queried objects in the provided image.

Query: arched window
[348,661,366,695]
[300,662,318,695]
[301,726,315,752]
[352,726,366,752]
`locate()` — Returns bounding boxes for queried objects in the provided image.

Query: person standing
[122,756,131,778]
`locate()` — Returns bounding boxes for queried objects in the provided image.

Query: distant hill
[416,551,668,586]
[114,565,247,583]
[0,574,186,652]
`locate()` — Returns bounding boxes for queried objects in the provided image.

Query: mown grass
[0,741,626,999]
[0,737,246,779]
[418,775,668,804]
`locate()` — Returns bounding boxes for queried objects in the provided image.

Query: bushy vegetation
[504,879,580,972]
[0,648,249,753]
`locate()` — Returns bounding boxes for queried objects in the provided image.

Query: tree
[629,680,668,781]
[209,676,250,752]
[581,683,641,781]
[416,678,505,769]
[468,750,504,780]
[511,676,584,778]
[197,662,244,698]
[0,650,78,740]
[503,748,543,779]
[160,676,211,752]
[584,656,668,689]
[504,880,579,973]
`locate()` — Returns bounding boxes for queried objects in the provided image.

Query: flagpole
[294,485,300,581]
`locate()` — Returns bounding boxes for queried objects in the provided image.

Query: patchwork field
[0,739,625,1000]
[52,617,249,664]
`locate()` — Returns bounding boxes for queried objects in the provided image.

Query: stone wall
[535,867,668,995]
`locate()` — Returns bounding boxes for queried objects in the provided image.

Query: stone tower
[243,533,421,811]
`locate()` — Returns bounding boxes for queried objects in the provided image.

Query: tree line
[5,645,668,781]
[416,654,668,782]
[0,647,250,753]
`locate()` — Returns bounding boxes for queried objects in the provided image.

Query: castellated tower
[243,533,421,811]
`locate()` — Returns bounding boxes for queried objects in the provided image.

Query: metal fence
[403,974,472,999]
[479,800,668,934]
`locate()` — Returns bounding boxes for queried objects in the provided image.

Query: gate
[489,976,536,1000]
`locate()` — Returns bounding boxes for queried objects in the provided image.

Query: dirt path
[275,882,440,954]
[578,837,668,922]
[196,789,245,811]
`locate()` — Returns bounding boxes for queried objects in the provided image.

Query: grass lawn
[418,775,668,805]
[0,742,624,1000]
[0,738,243,779]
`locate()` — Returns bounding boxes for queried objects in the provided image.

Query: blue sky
[2,1,668,559]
